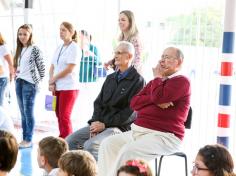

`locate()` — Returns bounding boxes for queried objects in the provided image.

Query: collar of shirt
[167,70,182,79]
[44,168,59,176]
[116,66,132,81]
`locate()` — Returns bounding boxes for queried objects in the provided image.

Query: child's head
[37,136,68,170]
[58,150,97,176]
[117,160,153,176]
[192,144,235,176]
[0,130,18,173]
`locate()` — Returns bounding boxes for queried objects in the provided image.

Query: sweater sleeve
[150,76,190,104]
[130,78,162,110]
[33,46,45,80]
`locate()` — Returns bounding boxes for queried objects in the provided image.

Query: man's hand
[157,102,174,109]
[90,132,98,138]
[152,64,165,78]
[90,121,105,135]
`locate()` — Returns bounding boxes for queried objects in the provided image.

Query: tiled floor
[10,147,43,176]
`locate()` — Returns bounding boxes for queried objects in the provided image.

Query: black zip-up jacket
[88,66,145,131]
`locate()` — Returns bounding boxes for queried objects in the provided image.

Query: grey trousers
[65,126,122,160]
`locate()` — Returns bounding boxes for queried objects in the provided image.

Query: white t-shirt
[17,46,34,84]
[43,168,59,176]
[51,41,81,90]
[0,44,10,78]
[0,106,15,134]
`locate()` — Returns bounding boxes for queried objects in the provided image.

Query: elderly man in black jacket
[66,41,145,160]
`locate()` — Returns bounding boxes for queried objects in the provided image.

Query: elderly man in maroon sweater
[97,47,191,176]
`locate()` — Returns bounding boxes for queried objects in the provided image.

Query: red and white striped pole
[217,0,236,147]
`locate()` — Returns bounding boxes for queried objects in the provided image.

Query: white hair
[117,41,135,57]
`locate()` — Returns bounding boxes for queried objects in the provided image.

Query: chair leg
[156,154,188,176]
[155,158,158,176]
[155,158,157,176]
[184,155,188,176]
[157,155,164,176]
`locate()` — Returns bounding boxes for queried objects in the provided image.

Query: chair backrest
[184,106,192,129]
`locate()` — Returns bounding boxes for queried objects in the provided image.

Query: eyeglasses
[114,51,128,55]
[191,163,209,175]
[161,54,177,60]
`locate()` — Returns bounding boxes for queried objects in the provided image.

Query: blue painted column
[217,0,236,147]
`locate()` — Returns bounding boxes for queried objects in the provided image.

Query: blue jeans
[0,77,8,106]
[15,78,36,142]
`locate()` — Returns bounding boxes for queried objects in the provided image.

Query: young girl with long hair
[14,24,45,148]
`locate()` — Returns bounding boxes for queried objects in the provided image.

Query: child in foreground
[117,159,153,176]
[57,150,97,176]
[37,136,68,176]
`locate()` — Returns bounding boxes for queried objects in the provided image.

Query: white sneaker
[19,140,32,149]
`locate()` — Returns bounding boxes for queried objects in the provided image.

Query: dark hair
[39,136,68,168]
[80,30,89,38]
[117,160,153,176]
[80,29,92,42]
[0,130,18,172]
[119,10,139,41]
[198,144,236,176]
[58,150,97,176]
[13,24,34,68]
[0,32,6,45]
[61,21,78,43]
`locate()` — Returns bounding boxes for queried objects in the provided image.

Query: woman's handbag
[45,95,57,111]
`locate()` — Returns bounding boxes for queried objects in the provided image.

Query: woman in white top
[49,21,81,138]
[13,24,45,149]
[0,32,14,106]
[104,10,143,74]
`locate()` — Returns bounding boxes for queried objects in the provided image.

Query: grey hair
[166,47,184,60]
[176,48,184,60]
[117,41,135,57]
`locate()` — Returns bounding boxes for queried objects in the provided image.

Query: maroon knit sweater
[131,75,191,140]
